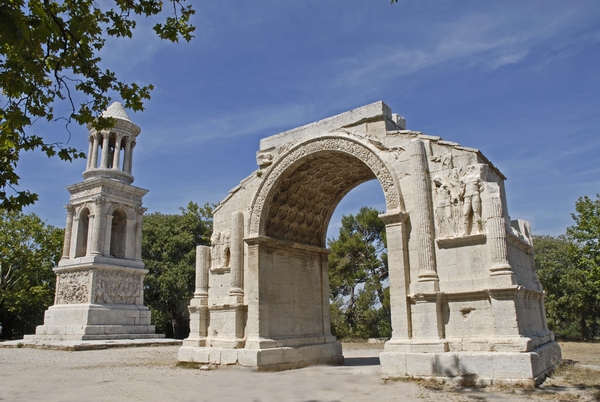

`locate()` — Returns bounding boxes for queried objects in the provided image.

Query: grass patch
[549,364,600,388]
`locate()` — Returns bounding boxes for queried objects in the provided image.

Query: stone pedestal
[380,341,562,386]
[178,342,343,370]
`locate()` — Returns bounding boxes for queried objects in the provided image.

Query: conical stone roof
[101,102,131,122]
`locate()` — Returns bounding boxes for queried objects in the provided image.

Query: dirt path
[3,344,584,402]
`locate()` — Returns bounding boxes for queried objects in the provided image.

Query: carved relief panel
[93,270,142,304]
[56,271,91,304]
[210,230,231,269]
[431,153,485,240]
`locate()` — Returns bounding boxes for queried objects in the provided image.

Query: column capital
[64,204,76,213]
[134,206,148,216]
[92,196,107,205]
[379,209,408,225]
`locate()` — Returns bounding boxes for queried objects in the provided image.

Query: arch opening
[264,151,379,248]
[325,180,390,342]
[110,209,127,258]
[258,149,396,345]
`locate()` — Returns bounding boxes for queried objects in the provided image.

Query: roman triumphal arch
[178,101,561,385]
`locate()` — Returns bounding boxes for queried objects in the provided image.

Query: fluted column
[61,204,75,259]
[409,139,438,283]
[90,133,100,169]
[195,246,211,299]
[100,132,111,169]
[229,212,245,296]
[86,136,94,170]
[111,133,123,170]
[488,195,513,277]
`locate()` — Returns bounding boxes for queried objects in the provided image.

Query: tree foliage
[142,201,212,339]
[0,0,195,210]
[0,210,63,339]
[535,194,600,340]
[328,206,390,339]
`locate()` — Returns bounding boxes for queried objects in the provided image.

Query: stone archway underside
[249,136,402,239]
[265,152,377,247]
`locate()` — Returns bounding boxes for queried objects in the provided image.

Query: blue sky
[19,0,600,239]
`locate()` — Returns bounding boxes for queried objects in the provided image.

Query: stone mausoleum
[178,101,561,385]
[28,102,159,341]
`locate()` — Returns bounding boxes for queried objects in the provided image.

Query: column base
[380,341,561,386]
[29,303,161,341]
[178,342,343,371]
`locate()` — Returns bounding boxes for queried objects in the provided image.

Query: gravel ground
[0,344,595,402]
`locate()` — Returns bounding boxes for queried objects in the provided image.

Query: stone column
[100,132,111,169]
[111,133,123,170]
[70,216,80,259]
[184,245,211,346]
[123,138,132,173]
[409,139,438,285]
[487,195,515,286]
[320,250,334,339]
[62,204,75,259]
[103,213,113,256]
[135,207,145,260]
[86,214,95,257]
[229,212,245,296]
[90,133,100,169]
[195,246,210,299]
[89,197,104,255]
[243,237,271,348]
[125,217,137,259]
[379,210,411,341]
[127,141,136,174]
[86,136,94,170]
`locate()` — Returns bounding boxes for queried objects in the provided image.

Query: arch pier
[179,101,561,385]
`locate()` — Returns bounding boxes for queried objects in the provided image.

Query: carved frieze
[102,187,142,202]
[70,187,101,199]
[56,271,91,304]
[93,270,142,304]
[70,187,142,203]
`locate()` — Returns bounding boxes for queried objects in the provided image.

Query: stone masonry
[178,101,561,385]
[27,102,160,341]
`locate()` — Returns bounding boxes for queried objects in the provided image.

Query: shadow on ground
[343,357,380,366]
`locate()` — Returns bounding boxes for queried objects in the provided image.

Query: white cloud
[137,102,319,155]
[333,7,585,87]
